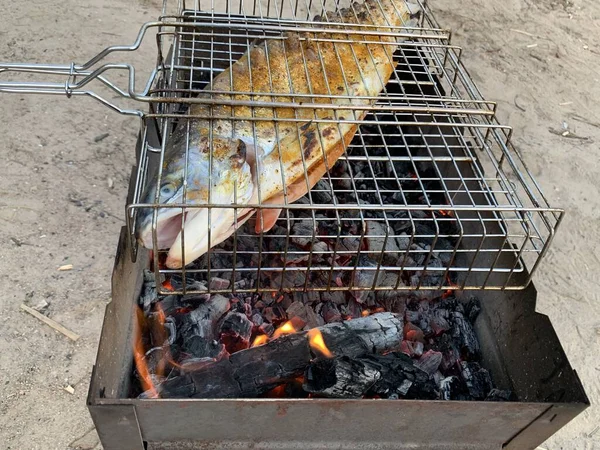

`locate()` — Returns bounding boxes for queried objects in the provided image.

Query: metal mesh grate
[0,0,564,296]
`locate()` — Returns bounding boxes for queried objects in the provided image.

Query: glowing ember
[361,310,370,317]
[162,279,174,291]
[307,329,333,358]
[251,334,269,347]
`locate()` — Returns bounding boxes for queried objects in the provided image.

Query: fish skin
[136,0,419,269]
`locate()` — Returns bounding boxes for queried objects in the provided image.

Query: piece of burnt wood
[177,294,230,360]
[155,312,403,399]
[460,361,493,400]
[304,353,436,399]
[452,311,480,360]
[304,356,381,398]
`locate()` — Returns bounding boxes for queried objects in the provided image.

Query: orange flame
[272,320,298,339]
[251,334,269,347]
[307,329,333,358]
[133,307,159,398]
[361,310,370,317]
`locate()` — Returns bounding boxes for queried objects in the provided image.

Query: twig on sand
[20,304,80,342]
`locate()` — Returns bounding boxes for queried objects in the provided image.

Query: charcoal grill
[0,0,589,449]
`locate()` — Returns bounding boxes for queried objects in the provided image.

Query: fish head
[135,133,256,267]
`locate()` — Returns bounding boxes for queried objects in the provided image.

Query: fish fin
[255,208,283,233]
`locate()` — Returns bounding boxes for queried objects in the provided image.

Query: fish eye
[160,183,176,197]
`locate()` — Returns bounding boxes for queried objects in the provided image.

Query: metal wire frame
[0,0,564,296]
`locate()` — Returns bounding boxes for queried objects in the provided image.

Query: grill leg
[89,404,145,450]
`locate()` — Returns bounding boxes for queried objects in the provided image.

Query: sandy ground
[0,0,598,449]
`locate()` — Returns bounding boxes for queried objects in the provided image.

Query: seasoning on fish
[136,0,421,268]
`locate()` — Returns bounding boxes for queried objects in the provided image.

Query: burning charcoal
[290,221,316,248]
[485,389,514,402]
[321,290,346,305]
[405,309,420,324]
[311,179,334,204]
[156,294,180,315]
[209,277,231,291]
[350,257,376,303]
[432,333,461,372]
[263,305,286,323]
[403,322,424,343]
[170,276,207,293]
[164,317,177,345]
[185,335,224,360]
[451,311,480,360]
[365,220,400,263]
[414,350,443,376]
[286,300,309,322]
[219,312,253,354]
[305,306,323,329]
[177,295,230,359]
[430,309,451,336]
[459,361,493,400]
[465,297,482,324]
[233,279,247,290]
[251,313,264,327]
[304,356,380,398]
[270,270,308,290]
[321,302,342,323]
[439,376,463,401]
[366,354,436,399]
[259,322,275,337]
[340,236,361,253]
[400,340,423,357]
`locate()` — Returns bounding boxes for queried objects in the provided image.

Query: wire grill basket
[0,0,564,296]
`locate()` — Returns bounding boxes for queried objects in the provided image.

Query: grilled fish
[136,0,420,268]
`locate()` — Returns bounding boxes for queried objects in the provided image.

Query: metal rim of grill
[0,0,564,296]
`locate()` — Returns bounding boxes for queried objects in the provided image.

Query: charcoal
[400,340,423,357]
[259,322,275,337]
[263,305,286,323]
[291,221,316,247]
[403,322,424,343]
[432,333,461,372]
[271,270,307,290]
[365,220,400,263]
[321,302,342,323]
[177,295,230,358]
[366,353,436,399]
[485,389,514,402]
[164,317,177,345]
[286,301,309,323]
[311,179,334,204]
[414,350,443,376]
[156,294,180,315]
[405,309,420,324]
[340,236,361,253]
[209,277,231,291]
[219,312,253,353]
[170,276,207,293]
[465,297,482,324]
[320,290,347,305]
[430,309,451,335]
[304,353,436,400]
[185,335,224,359]
[452,311,480,360]
[460,361,493,400]
[304,356,380,398]
[305,305,323,328]
[251,313,264,327]
[439,376,463,401]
